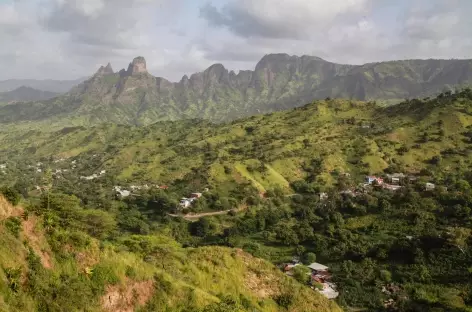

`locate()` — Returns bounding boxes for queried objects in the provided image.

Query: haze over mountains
[0,86,59,104]
[0,77,87,93]
[1,53,472,127]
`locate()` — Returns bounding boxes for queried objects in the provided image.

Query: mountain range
[0,77,87,93]
[0,86,59,104]
[1,54,472,127]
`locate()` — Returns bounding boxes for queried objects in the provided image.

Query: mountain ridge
[0,77,87,93]
[0,86,59,104]
[0,53,471,127]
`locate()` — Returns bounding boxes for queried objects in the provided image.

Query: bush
[275,293,294,309]
[1,186,20,206]
[91,264,120,293]
[430,155,441,165]
[380,269,392,282]
[242,242,261,257]
[125,265,137,278]
[4,267,22,293]
[4,217,22,238]
[292,265,311,284]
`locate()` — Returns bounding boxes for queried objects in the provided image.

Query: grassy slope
[2,93,472,196]
[0,196,340,312]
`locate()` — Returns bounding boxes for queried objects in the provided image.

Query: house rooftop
[308,262,329,271]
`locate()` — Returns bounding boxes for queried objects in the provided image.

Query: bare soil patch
[101,279,154,312]
[22,216,53,269]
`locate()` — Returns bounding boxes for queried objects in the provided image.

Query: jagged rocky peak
[180,74,190,86]
[127,56,147,75]
[95,62,114,76]
[203,63,230,84]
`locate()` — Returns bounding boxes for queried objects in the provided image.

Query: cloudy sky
[1,0,471,81]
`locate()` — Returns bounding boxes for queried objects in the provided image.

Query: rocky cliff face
[127,57,147,75]
[1,54,472,127]
[95,63,114,76]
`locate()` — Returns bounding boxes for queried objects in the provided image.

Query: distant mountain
[0,86,59,103]
[0,77,87,93]
[0,54,471,126]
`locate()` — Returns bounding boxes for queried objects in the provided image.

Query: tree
[190,217,212,237]
[80,210,117,239]
[447,227,471,254]
[42,168,53,211]
[275,224,299,246]
[13,179,30,198]
[0,186,20,206]
[302,252,317,265]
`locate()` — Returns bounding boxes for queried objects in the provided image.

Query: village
[319,172,441,201]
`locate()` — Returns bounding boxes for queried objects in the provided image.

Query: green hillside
[2,88,472,195]
[1,90,472,311]
[0,194,340,312]
[0,55,471,128]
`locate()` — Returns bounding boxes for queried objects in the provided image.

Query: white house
[113,186,131,198]
[425,183,435,191]
[180,198,192,208]
[0,164,6,169]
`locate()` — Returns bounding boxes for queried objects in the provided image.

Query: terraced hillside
[1,89,472,197]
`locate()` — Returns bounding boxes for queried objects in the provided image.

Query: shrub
[4,267,22,293]
[292,265,311,284]
[380,269,392,282]
[430,155,442,165]
[91,264,120,293]
[125,265,137,278]
[275,293,294,309]
[4,217,22,238]
[1,186,20,206]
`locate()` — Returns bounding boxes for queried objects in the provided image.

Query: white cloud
[200,0,370,39]
[0,0,471,81]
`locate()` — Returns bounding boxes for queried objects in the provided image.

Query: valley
[0,90,471,311]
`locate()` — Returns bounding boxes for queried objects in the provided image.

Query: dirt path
[168,206,246,221]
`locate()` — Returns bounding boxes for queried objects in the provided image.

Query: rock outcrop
[127,57,147,75]
[95,63,114,76]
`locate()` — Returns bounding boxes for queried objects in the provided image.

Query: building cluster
[80,170,106,180]
[283,259,339,299]
[113,184,168,198]
[319,172,442,200]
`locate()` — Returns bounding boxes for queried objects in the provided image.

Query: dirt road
[168,207,245,221]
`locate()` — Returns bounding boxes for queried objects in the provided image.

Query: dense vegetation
[1,90,472,311]
[0,190,339,312]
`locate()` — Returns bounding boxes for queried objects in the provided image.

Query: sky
[1,0,471,81]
